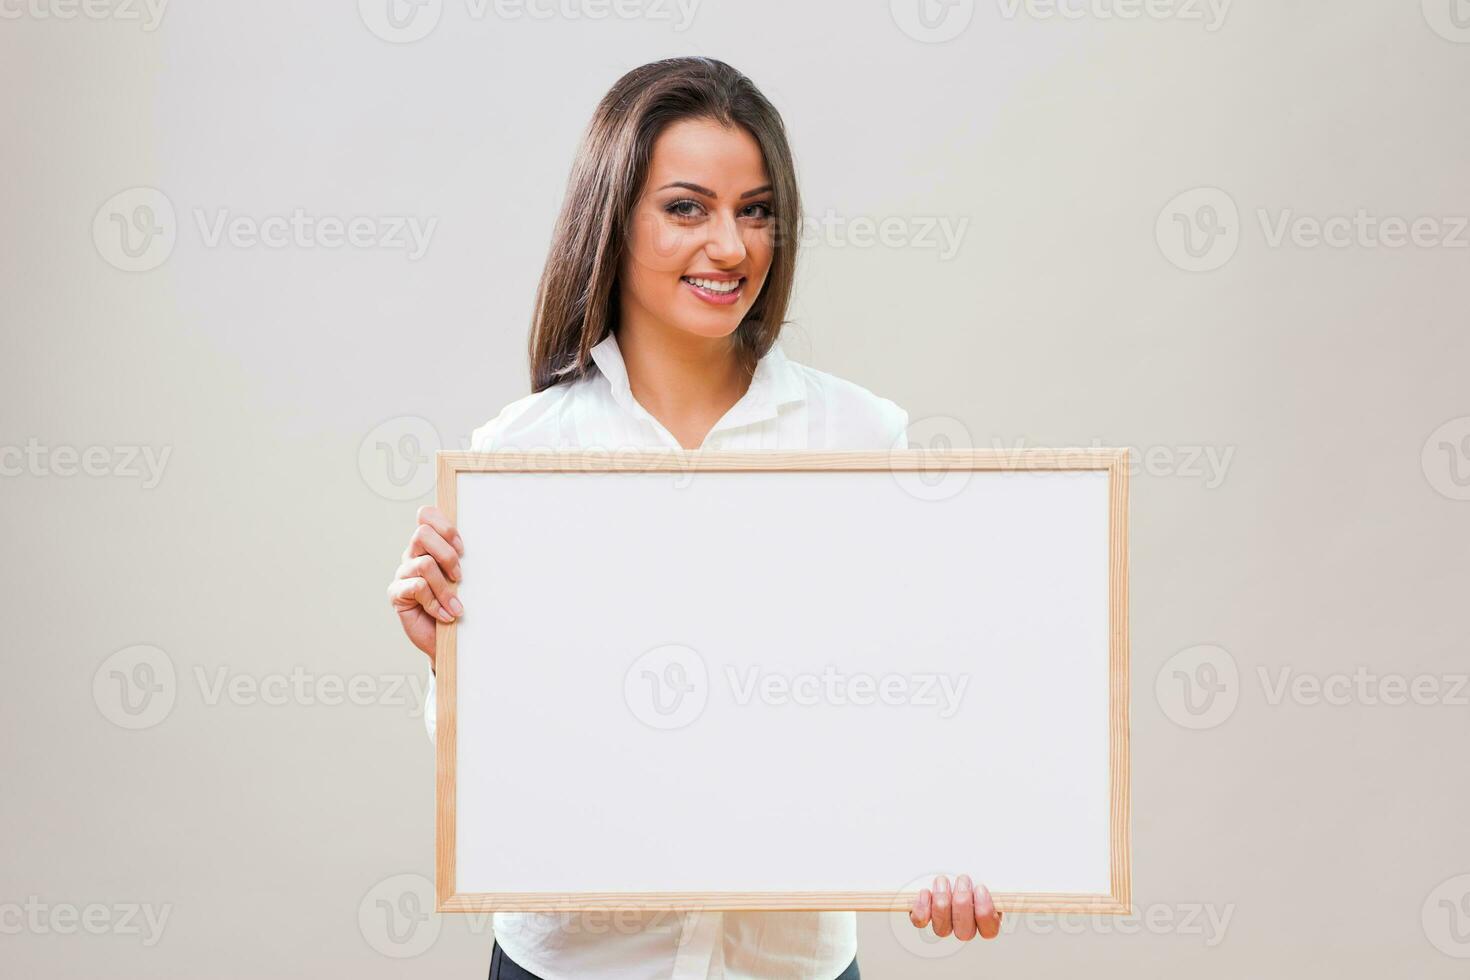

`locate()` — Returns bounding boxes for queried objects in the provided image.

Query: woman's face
[619,117,776,342]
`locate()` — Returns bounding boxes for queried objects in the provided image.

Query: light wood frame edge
[1108,448,1132,912]
[434,448,1133,915]
[434,452,459,910]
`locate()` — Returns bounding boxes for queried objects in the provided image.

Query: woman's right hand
[387,505,464,666]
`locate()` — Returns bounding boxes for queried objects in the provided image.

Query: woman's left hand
[909,874,1002,941]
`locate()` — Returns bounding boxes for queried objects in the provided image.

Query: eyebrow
[657,181,773,200]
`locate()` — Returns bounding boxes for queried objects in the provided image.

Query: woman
[388,56,1002,979]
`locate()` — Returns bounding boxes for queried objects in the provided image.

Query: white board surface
[442,452,1128,910]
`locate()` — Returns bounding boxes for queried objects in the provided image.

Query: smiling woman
[526,58,803,422]
[387,56,1000,979]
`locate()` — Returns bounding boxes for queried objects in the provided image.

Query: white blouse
[424,329,910,980]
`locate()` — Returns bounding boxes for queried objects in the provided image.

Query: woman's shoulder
[782,355,911,449]
[468,382,581,452]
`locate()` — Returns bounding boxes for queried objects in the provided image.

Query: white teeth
[684,276,740,293]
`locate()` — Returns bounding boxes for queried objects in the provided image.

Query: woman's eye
[664,199,774,221]
[666,199,704,219]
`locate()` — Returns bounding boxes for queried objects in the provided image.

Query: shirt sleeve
[469,388,558,452]
[886,400,911,451]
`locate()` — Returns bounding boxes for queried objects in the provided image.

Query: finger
[406,523,462,582]
[397,554,462,619]
[951,875,977,941]
[975,883,1001,940]
[909,888,932,929]
[387,576,454,623]
[416,505,464,555]
[930,875,953,938]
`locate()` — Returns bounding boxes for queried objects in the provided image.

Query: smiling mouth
[680,276,744,305]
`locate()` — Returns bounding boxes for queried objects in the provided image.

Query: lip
[681,275,744,306]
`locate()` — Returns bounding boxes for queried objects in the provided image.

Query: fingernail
[448,596,463,617]
[453,535,465,553]
[437,606,453,622]
[450,564,462,582]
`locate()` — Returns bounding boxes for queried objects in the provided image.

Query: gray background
[3,1,1468,976]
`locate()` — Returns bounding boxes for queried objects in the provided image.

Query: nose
[703,208,747,266]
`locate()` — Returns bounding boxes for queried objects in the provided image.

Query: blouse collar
[588,329,808,437]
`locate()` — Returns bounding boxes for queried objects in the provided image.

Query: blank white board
[435,449,1130,914]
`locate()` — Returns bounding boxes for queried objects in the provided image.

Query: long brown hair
[528,57,802,393]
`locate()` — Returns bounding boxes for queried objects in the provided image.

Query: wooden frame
[435,448,1131,915]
